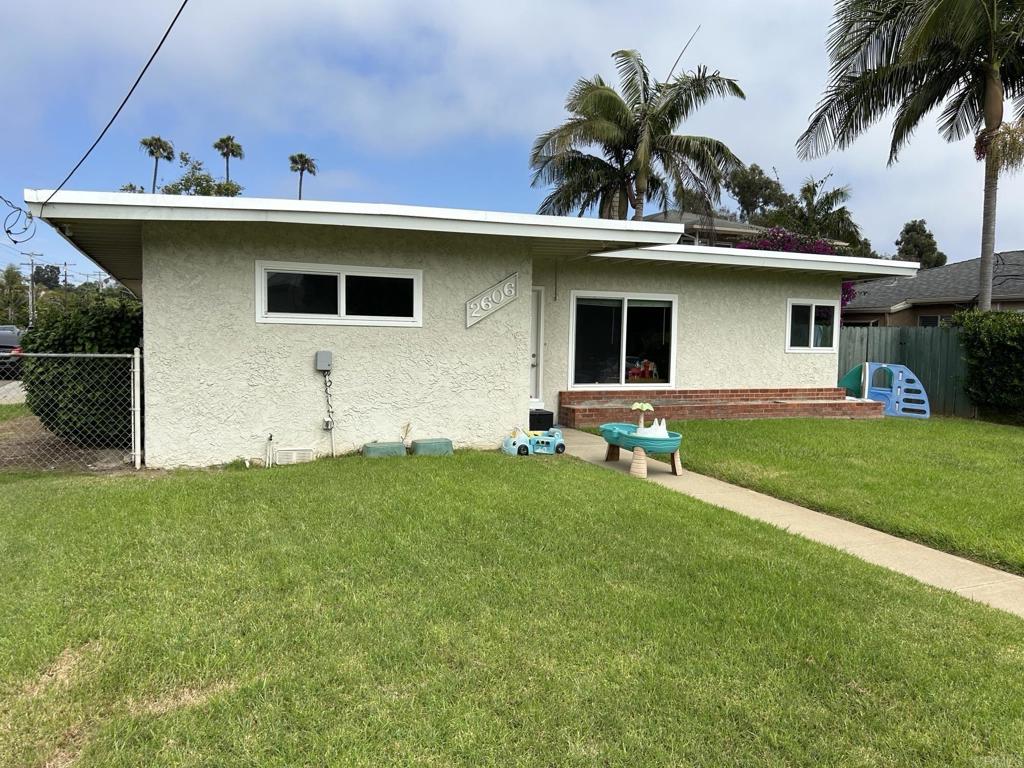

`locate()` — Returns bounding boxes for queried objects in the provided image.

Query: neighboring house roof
[643,209,763,238]
[845,252,1024,312]
[24,190,917,296]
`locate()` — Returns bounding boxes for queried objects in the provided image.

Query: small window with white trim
[256,261,422,326]
[786,299,838,352]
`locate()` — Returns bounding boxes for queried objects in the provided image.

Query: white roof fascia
[590,243,920,278]
[24,190,685,245]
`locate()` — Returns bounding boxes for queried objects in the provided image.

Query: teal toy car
[502,427,566,456]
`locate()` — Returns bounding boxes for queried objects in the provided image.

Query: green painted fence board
[838,326,975,417]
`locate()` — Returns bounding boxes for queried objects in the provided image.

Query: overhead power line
[41,0,191,212]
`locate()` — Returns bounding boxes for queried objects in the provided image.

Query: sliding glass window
[572,294,674,386]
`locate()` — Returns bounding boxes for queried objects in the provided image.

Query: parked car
[0,325,23,379]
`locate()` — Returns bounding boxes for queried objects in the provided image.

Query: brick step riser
[560,388,848,406]
[560,401,882,427]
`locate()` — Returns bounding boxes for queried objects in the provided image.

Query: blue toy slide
[839,362,930,419]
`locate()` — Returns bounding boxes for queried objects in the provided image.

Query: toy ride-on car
[502,427,566,456]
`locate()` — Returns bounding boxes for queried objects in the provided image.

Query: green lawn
[0,403,27,422]
[3,453,1024,766]
[673,417,1024,574]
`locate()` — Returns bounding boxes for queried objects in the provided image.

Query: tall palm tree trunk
[225,157,231,184]
[151,159,159,194]
[978,66,1004,312]
[632,178,646,220]
[298,171,304,200]
[979,150,998,310]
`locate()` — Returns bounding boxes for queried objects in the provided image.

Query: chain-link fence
[0,351,142,472]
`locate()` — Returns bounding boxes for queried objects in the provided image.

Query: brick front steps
[558,387,883,427]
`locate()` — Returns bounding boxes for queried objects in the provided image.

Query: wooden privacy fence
[838,326,976,417]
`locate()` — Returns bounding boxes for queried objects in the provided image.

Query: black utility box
[529,409,554,431]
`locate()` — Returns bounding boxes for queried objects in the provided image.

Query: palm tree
[531,49,745,220]
[139,136,175,194]
[798,0,1024,310]
[289,153,317,200]
[761,174,862,243]
[213,136,245,183]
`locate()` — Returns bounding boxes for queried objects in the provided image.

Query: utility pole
[20,252,42,327]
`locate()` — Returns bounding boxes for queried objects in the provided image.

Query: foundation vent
[274,448,315,465]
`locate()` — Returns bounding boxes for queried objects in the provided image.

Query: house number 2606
[466,273,519,327]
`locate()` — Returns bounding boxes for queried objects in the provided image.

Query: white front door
[530,287,544,407]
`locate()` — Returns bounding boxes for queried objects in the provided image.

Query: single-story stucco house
[25,190,917,468]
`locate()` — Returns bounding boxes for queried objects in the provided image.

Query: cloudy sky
[2,0,1022,279]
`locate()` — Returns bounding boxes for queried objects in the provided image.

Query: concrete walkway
[0,380,25,405]
[564,428,1024,619]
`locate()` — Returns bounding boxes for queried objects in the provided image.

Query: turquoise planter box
[410,438,453,456]
[363,441,407,458]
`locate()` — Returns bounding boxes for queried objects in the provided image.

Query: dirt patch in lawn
[132,680,238,717]
[42,724,86,768]
[23,642,102,699]
[0,414,127,472]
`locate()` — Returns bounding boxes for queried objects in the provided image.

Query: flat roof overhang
[586,244,920,279]
[24,190,688,296]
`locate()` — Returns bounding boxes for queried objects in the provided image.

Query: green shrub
[20,291,142,447]
[955,310,1024,415]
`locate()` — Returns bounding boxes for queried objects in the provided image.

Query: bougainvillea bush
[736,227,836,255]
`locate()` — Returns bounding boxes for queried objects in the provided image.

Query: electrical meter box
[314,350,332,372]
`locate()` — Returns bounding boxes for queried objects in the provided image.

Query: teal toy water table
[599,422,683,479]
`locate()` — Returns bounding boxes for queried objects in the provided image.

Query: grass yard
[0,403,27,422]
[671,418,1024,575]
[3,453,1024,766]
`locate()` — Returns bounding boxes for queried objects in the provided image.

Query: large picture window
[256,261,422,326]
[786,299,839,352]
[570,292,676,387]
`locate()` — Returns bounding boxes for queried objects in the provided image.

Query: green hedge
[955,310,1024,415]
[20,291,142,448]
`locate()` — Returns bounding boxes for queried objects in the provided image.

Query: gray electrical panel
[314,350,332,372]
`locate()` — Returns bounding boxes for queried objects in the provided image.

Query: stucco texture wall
[142,222,531,467]
[532,260,842,408]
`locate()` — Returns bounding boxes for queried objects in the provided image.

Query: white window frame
[255,260,423,327]
[786,298,840,353]
[567,290,678,390]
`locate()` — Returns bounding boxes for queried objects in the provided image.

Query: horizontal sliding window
[787,299,838,352]
[256,261,422,327]
[571,292,676,387]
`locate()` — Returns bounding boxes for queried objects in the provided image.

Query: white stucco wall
[533,260,842,409]
[142,222,531,467]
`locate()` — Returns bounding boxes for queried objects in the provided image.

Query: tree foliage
[798,0,1024,311]
[140,136,174,193]
[20,290,143,447]
[213,135,245,183]
[530,49,745,220]
[161,152,243,197]
[955,310,1024,415]
[33,264,61,290]
[289,153,318,199]
[724,164,792,220]
[753,174,862,244]
[896,219,947,268]
[1,264,28,326]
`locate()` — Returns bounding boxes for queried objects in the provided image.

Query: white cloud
[2,0,1022,262]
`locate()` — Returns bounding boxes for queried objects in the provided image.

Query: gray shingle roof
[845,251,1024,311]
